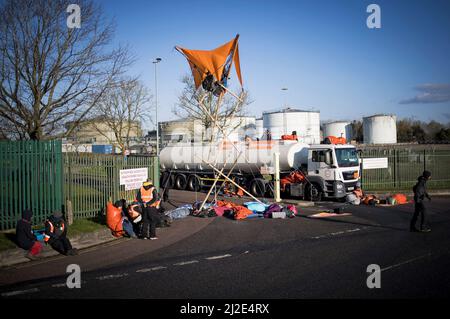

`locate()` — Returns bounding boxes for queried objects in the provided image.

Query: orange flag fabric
[176,34,243,89]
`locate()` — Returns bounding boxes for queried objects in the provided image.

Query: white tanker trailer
[159,140,361,200]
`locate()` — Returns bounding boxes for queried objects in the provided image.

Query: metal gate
[0,140,63,230]
[63,153,159,219]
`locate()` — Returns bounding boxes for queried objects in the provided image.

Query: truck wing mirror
[325,150,333,166]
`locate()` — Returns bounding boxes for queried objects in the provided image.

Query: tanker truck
[159,140,360,201]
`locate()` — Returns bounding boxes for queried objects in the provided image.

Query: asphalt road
[1,192,450,299]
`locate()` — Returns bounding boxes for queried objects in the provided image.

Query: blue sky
[100,0,450,130]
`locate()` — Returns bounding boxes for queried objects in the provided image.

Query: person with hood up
[410,170,432,233]
[16,209,43,260]
[44,211,78,255]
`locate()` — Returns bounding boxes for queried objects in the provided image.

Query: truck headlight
[336,183,344,190]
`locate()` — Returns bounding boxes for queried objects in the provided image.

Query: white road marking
[381,253,433,272]
[136,266,167,273]
[51,283,67,288]
[312,228,362,239]
[206,254,232,260]
[173,260,199,266]
[1,288,39,297]
[96,273,129,281]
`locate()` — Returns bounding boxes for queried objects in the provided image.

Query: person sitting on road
[44,211,78,256]
[352,181,364,205]
[347,181,364,205]
[136,180,161,240]
[16,209,43,260]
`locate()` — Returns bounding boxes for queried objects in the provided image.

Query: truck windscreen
[335,148,359,167]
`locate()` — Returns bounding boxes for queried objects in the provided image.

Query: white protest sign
[119,168,148,191]
[362,158,388,170]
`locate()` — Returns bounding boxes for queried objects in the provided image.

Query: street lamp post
[153,58,162,155]
[153,57,162,190]
[281,87,288,108]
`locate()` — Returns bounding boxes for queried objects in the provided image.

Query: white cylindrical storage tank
[363,114,397,144]
[221,116,256,141]
[262,108,320,144]
[323,121,353,141]
[255,118,263,140]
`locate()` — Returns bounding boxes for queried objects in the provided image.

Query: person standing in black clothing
[44,211,78,255]
[136,180,161,240]
[410,170,432,232]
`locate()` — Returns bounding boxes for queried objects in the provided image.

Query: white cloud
[400,83,450,104]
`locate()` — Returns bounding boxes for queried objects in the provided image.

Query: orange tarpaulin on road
[175,35,243,90]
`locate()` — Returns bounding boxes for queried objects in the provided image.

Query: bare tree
[173,75,252,142]
[85,78,152,153]
[0,0,132,140]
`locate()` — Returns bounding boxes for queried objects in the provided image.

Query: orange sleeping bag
[362,195,376,205]
[233,206,253,220]
[106,202,125,237]
[216,200,253,220]
[392,193,408,204]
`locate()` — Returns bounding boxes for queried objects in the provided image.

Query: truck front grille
[342,171,358,181]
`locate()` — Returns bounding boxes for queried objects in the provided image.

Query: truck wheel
[187,174,202,192]
[249,178,266,198]
[175,174,187,190]
[305,183,322,202]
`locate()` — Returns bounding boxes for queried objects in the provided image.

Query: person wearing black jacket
[44,211,78,255]
[410,170,432,232]
[16,210,42,260]
[136,180,161,240]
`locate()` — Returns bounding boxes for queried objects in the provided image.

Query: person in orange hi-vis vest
[135,180,161,240]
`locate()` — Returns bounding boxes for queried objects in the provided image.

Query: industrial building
[159,116,257,144]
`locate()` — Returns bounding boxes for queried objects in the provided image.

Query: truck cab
[300,144,360,199]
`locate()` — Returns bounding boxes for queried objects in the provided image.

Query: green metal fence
[360,147,450,191]
[0,140,63,230]
[63,153,159,219]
